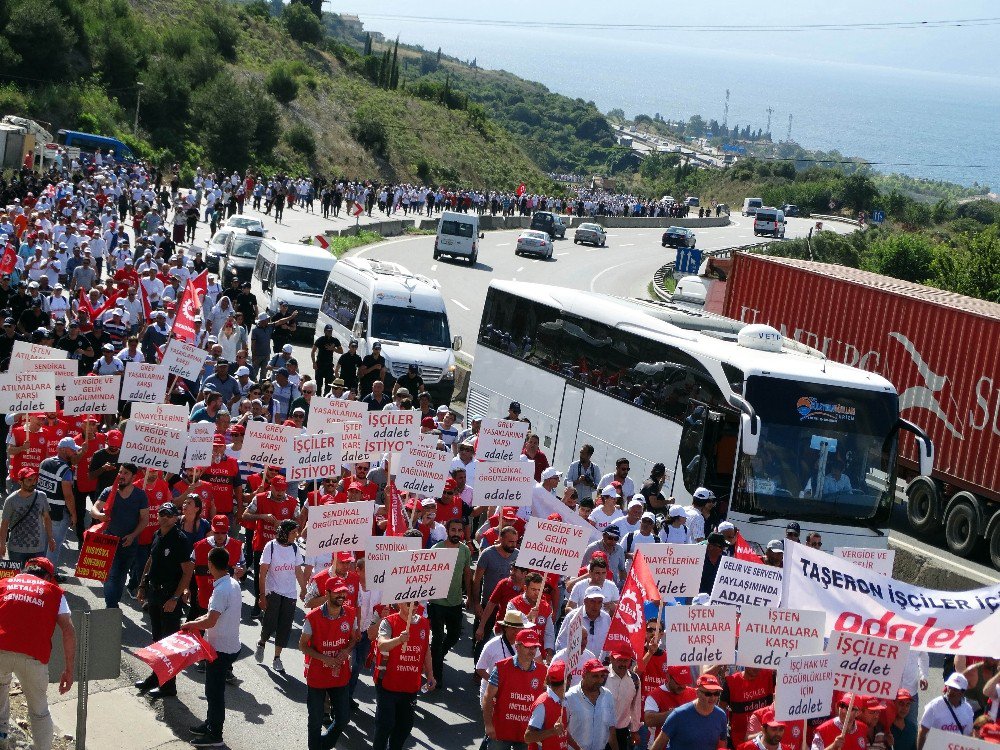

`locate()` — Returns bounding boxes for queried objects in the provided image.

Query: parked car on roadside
[573,223,607,247]
[515,229,554,259]
[661,226,697,248]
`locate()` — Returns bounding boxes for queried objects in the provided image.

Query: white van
[753,207,787,238]
[434,211,481,264]
[318,257,462,404]
[742,197,763,216]
[251,239,337,334]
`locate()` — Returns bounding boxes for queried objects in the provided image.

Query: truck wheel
[905,478,938,534]
[989,523,1000,570]
[944,498,980,557]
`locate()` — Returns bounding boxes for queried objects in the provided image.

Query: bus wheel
[944,498,979,557]
[905,478,938,534]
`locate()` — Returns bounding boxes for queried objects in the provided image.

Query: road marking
[516,266,524,272]
[585,248,595,252]
[556,252,569,256]
[355,235,426,256]
[430,264,437,271]
[450,298,470,311]
[496,243,510,247]
[532,259,540,263]
[621,243,635,247]
[589,260,640,292]
[889,536,999,585]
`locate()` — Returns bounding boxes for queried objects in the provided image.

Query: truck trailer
[719,252,1000,566]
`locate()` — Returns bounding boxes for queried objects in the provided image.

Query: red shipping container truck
[720,252,1000,566]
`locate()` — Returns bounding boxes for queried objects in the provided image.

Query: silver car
[574,223,606,247]
[515,230,553,259]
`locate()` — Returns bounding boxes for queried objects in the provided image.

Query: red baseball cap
[582,658,609,675]
[106,429,123,447]
[324,579,350,595]
[25,557,55,577]
[764,719,785,729]
[271,475,288,489]
[547,512,563,522]
[336,552,354,563]
[211,515,229,533]
[420,417,436,430]
[610,647,635,661]
[230,424,245,436]
[696,674,722,691]
[212,434,226,446]
[668,666,693,685]
[515,630,541,649]
[838,693,857,708]
[981,724,1000,744]
[895,688,914,702]
[16,467,38,480]
[859,696,887,711]
[443,478,457,492]
[547,660,567,682]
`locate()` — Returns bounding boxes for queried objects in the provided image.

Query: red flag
[171,270,207,343]
[314,235,329,250]
[734,531,763,563]
[516,183,526,197]
[605,549,660,657]
[136,632,217,685]
[136,282,152,323]
[386,480,407,537]
[0,243,16,276]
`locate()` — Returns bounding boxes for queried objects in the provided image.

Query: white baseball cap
[600,485,618,498]
[236,366,250,377]
[583,586,605,600]
[540,467,562,481]
[667,505,687,519]
[717,521,736,533]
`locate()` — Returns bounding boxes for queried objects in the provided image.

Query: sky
[328,0,999,81]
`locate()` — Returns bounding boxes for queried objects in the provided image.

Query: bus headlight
[443,365,456,380]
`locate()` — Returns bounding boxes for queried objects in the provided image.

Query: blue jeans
[307,684,350,750]
[45,513,71,569]
[349,632,370,700]
[104,542,136,608]
[205,651,239,737]
[128,544,151,588]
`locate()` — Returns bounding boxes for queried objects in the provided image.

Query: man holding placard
[429,518,472,689]
[811,694,872,750]
[374,603,434,750]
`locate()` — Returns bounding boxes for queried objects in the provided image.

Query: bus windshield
[371,304,451,347]
[735,376,899,523]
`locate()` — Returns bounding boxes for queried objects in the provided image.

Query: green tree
[389,37,399,90]
[859,232,940,283]
[838,171,878,211]
[282,1,322,45]
[363,33,372,56]
[349,104,388,157]
[191,73,280,170]
[7,0,77,79]
[436,46,441,63]
[266,62,299,104]
[283,123,316,158]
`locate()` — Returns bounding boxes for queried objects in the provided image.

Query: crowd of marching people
[0,154,993,750]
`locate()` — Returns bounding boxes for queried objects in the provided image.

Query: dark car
[221,234,264,286]
[781,204,800,217]
[530,211,566,239]
[661,226,696,248]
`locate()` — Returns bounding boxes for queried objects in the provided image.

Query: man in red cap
[243,474,297,620]
[200,434,242,521]
[644,665,697,735]
[189,515,245,618]
[723,666,776,746]
[506,572,555,662]
[881,689,915,749]
[857,695,889,750]
[525,660,568,750]
[565,658,618,750]
[606,649,643,750]
[737,718,787,750]
[435,479,466,527]
[0,556,75,750]
[300,579,358,750]
[649,673,728,750]
[747,704,806,750]
[304,552,361,611]
[374,602,435,750]
[72,417,105,538]
[484,628,546,750]
[811,694,871,750]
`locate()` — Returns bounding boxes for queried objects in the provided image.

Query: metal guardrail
[651,242,776,302]
[810,213,862,227]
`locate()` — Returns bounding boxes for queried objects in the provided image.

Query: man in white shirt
[685,488,716,544]
[598,457,635,498]
[526,467,563,521]
[556,593,611,655]
[565,659,618,750]
[918,673,974,749]
[605,650,642,750]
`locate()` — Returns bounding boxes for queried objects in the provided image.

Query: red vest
[726,669,776,745]
[508,594,552,648]
[492,657,546,742]
[202,457,240,514]
[0,574,63,664]
[749,706,807,750]
[138,479,172,545]
[814,719,869,750]
[310,569,360,610]
[378,612,430,694]
[304,604,356,689]
[9,427,48,479]
[529,692,568,750]
[192,537,244,609]
[252,493,299,551]
[435,498,463,525]
[640,650,667,704]
[73,433,106,493]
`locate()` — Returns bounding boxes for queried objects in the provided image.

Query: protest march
[2,163,1000,750]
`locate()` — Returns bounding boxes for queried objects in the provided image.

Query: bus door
[677,400,740,514]
[552,382,585,472]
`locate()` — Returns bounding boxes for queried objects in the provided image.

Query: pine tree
[436,47,441,63]
[378,49,390,88]
[389,36,399,90]
[364,33,372,56]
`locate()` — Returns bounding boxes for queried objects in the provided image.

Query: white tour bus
[469,281,934,549]
[317,257,461,404]
[251,239,338,334]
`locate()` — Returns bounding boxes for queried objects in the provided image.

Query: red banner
[137,282,152,323]
[605,549,660,656]
[74,532,119,581]
[385,480,407,537]
[516,183,526,197]
[0,243,17,276]
[171,270,207,343]
[136,632,217,685]
[734,531,763,563]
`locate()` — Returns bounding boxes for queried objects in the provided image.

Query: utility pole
[723,89,730,128]
[786,114,793,142]
[133,82,144,136]
[765,106,774,138]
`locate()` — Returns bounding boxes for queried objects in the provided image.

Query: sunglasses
[808,541,822,548]
[700,691,722,698]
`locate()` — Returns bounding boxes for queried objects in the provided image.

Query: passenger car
[529,211,566,239]
[224,215,266,237]
[573,223,607,247]
[515,230,554,259]
[661,226,697,248]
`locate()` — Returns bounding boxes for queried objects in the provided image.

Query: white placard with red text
[121,362,168,403]
[476,419,529,462]
[472,460,535,507]
[339,421,369,464]
[379,547,459,604]
[184,423,215,469]
[309,397,366,434]
[161,338,208,381]
[286,432,342,483]
[365,535,422,589]
[924,729,997,750]
[736,606,826,668]
[120,420,184,474]
[0,371,56,413]
[242,422,297,468]
[833,547,896,577]
[827,630,910,701]
[362,410,418,454]
[131,402,189,432]
[641,544,706,600]
[663,605,737,666]
[304,500,374,557]
[8,341,60,373]
[64,375,120,415]
[774,653,835,722]
[28,359,78,394]
[395,442,450,498]
[518,517,590,577]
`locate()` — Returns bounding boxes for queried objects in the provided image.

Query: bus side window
[356,301,369,338]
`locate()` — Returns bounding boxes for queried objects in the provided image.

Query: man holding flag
[604,549,660,660]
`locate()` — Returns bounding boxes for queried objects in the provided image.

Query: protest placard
[28,359,78,395]
[564,609,585,678]
[472,460,535,507]
[7,341,60,373]
[710,556,783,609]
[305,500,374,557]
[477,419,529,462]
[64,375,120,415]
[184,423,215,469]
[340,421,370,464]
[120,420,184,474]
[243,422,296,467]
[131,402,189,431]
[736,606,826,668]
[783,540,1000,655]
[362,410,417,454]
[774,653,835,723]
[0,561,20,581]
[924,729,999,750]
[663,605,738,666]
[395,442,450,497]
[365,535,422,589]
[828,630,910,700]
[121,362,168,403]
[379,547,459,604]
[309,397,366,434]
[74,532,119,582]
[286,432,342,483]
[161,338,208,381]
[518,517,590,577]
[642,544,705,599]
[833,547,896,577]
[0,371,55,413]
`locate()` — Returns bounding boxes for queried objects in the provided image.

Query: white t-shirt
[260,540,304,599]
[476,634,517,701]
[568,579,620,608]
[920,695,974,736]
[589,506,624,529]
